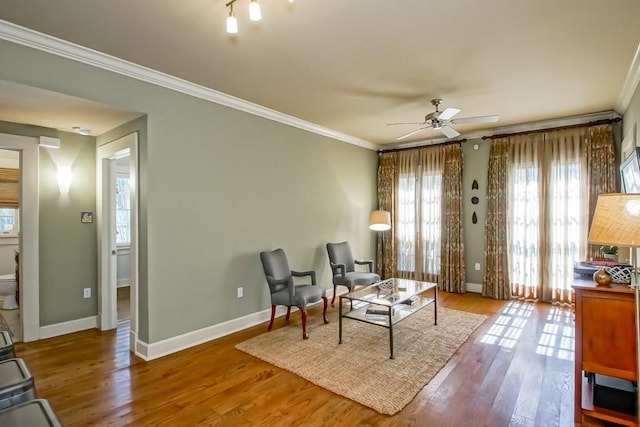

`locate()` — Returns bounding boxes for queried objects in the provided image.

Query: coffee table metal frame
[338,277,438,359]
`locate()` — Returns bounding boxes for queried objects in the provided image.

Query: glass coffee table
[338,278,438,359]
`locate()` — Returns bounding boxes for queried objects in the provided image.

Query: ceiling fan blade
[450,115,499,125]
[397,127,428,141]
[386,121,426,126]
[439,125,460,139]
[438,107,461,121]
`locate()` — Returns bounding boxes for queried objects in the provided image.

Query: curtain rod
[378,138,467,154]
[482,117,621,140]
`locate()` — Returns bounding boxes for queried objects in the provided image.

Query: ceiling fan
[387,99,499,141]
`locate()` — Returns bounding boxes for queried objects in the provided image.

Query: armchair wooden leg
[331,285,337,307]
[285,306,291,321]
[268,305,276,331]
[322,296,329,324]
[300,307,309,340]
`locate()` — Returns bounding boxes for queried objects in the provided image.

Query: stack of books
[402,295,420,306]
[365,305,391,319]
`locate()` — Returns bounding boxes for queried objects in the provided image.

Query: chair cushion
[271,285,325,307]
[334,271,380,288]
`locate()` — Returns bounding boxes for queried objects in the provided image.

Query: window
[0,208,17,234]
[420,172,441,275]
[115,176,130,245]
[397,171,442,276]
[509,159,584,298]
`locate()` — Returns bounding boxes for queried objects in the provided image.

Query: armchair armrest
[266,274,296,303]
[330,262,346,278]
[292,270,317,286]
[355,259,375,273]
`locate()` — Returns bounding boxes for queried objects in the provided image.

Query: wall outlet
[83,288,91,298]
[474,263,481,271]
[237,287,244,298]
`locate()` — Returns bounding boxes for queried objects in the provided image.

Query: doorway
[0,133,38,342]
[97,133,138,352]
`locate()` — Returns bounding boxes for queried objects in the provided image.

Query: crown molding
[380,110,620,151]
[0,20,379,151]
[616,41,640,113]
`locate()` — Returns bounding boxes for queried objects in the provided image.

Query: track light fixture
[226,2,238,34]
[248,0,262,21]
[225,0,294,34]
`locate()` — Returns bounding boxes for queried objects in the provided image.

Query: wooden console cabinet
[573,281,638,426]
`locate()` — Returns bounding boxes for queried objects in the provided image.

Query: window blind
[0,168,19,208]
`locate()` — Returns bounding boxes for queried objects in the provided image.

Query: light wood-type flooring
[14,292,606,426]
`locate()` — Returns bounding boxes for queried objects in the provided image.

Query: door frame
[97,133,138,349]
[0,133,39,342]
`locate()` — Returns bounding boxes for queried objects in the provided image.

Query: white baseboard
[466,282,482,293]
[40,316,98,339]
[142,290,335,361]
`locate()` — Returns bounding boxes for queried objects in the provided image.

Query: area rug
[235,305,486,415]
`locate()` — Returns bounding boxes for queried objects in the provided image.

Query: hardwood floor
[13,292,601,426]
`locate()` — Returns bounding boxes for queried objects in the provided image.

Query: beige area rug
[235,305,487,415]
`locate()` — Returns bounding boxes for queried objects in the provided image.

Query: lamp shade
[588,193,640,248]
[369,210,391,231]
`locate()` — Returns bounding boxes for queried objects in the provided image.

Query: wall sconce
[57,166,72,195]
[369,210,391,231]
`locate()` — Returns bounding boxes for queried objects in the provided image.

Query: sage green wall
[39,132,97,324]
[0,39,378,343]
[0,121,98,325]
[461,139,490,285]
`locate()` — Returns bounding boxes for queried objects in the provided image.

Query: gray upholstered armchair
[260,248,329,339]
[326,241,380,306]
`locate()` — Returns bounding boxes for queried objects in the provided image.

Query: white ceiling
[0,0,639,146]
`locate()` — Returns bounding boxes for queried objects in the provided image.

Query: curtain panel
[440,145,466,293]
[482,123,616,304]
[585,124,617,259]
[376,152,397,279]
[482,138,510,299]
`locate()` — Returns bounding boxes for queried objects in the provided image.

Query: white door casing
[97,133,138,350]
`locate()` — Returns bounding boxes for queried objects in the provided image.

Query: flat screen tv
[620,148,640,193]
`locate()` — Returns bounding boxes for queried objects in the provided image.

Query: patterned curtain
[482,138,510,299]
[440,145,466,292]
[376,152,397,279]
[585,124,617,259]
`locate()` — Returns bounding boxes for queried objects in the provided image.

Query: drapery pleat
[482,139,510,299]
[439,145,466,293]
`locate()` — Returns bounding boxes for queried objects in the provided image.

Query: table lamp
[587,193,640,422]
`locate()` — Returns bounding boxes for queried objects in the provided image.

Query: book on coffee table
[365,305,388,316]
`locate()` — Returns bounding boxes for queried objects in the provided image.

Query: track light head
[249,0,262,21]
[226,3,238,34]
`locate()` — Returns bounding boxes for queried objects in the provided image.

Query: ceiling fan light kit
[388,98,499,141]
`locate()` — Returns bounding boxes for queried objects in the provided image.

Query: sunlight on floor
[479,301,575,361]
[479,302,533,348]
[536,307,574,361]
